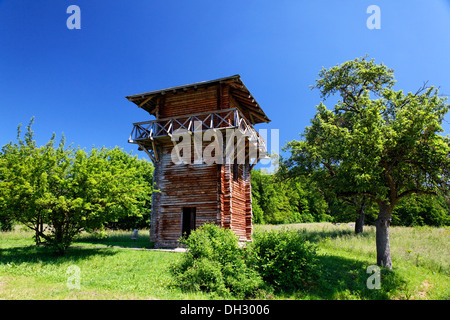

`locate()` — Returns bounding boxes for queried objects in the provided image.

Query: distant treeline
[251,169,449,227]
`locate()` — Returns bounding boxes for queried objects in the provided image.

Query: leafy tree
[251,170,291,224]
[284,57,450,269]
[340,196,372,233]
[392,194,449,227]
[251,170,329,224]
[0,149,14,231]
[104,151,153,230]
[0,119,153,254]
[327,196,378,229]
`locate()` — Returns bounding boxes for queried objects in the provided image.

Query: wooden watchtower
[126,75,270,248]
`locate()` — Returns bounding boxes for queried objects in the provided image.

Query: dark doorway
[182,207,196,238]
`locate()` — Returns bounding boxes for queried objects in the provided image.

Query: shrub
[172,224,322,297]
[175,257,228,296]
[250,228,320,292]
[171,223,263,298]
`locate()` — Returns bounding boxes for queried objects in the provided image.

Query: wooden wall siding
[219,164,232,231]
[218,163,252,242]
[231,164,252,241]
[150,136,253,247]
[244,163,253,240]
[158,84,231,119]
[151,139,221,247]
[155,82,259,126]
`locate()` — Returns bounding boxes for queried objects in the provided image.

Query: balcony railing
[129,108,268,162]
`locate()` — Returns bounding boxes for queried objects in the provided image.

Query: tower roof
[126,74,271,124]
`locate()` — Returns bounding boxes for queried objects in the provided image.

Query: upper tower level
[126,75,271,164]
[126,74,270,124]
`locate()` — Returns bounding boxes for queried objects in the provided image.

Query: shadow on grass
[73,232,154,249]
[0,245,118,266]
[296,253,407,300]
[298,228,375,244]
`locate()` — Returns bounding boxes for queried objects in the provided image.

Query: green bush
[175,257,228,296]
[172,224,322,297]
[171,223,263,298]
[250,229,320,292]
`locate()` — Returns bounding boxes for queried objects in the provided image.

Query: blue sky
[1,0,449,168]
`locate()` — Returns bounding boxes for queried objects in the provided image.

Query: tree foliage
[393,194,449,227]
[251,169,330,224]
[0,119,153,253]
[251,168,448,227]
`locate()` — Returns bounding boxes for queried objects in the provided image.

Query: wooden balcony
[129,108,268,164]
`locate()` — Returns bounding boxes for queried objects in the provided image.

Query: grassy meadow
[0,223,448,300]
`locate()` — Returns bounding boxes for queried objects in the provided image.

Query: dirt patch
[0,276,9,288]
[416,280,432,300]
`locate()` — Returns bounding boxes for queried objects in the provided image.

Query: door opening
[182,207,196,238]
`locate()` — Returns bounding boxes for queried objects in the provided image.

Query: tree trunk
[375,204,393,269]
[355,198,366,234]
[35,216,41,245]
[355,210,364,234]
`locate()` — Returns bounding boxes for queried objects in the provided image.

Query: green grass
[0,223,448,299]
[255,223,449,300]
[0,228,210,299]
[73,229,155,249]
